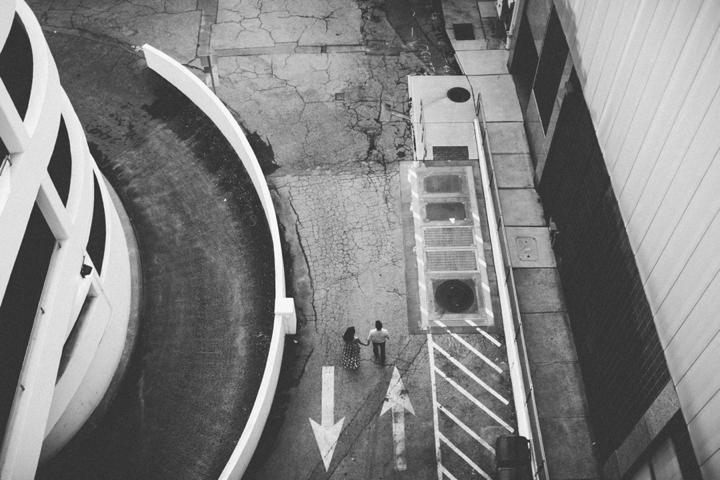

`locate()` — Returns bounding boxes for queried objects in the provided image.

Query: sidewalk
[411,0,600,477]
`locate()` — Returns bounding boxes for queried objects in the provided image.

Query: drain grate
[424,227,474,247]
[432,146,470,162]
[426,250,477,271]
[453,23,476,41]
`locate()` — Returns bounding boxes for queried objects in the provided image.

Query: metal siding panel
[566,0,586,62]
[623,20,720,255]
[631,84,720,292]
[686,389,720,466]
[604,0,672,183]
[596,0,657,157]
[615,0,704,209]
[598,0,670,170]
[577,0,610,86]
[663,273,720,385]
[583,0,627,117]
[675,332,720,421]
[573,0,600,85]
[700,449,720,480]
[652,211,720,350]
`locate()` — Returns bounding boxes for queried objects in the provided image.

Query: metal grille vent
[426,250,477,271]
[432,146,470,162]
[424,227,474,247]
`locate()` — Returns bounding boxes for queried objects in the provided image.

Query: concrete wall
[551,0,720,475]
[0,1,133,476]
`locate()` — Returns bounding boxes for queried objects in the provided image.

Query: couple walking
[342,321,390,370]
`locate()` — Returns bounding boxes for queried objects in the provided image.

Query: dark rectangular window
[510,12,539,113]
[0,15,33,120]
[47,117,72,206]
[0,204,56,441]
[538,70,671,462]
[86,174,107,274]
[533,6,568,132]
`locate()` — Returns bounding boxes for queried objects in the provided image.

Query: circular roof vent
[435,279,475,313]
[447,87,471,103]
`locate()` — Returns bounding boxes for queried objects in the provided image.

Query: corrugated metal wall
[554,0,720,473]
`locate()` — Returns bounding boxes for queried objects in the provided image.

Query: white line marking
[434,366,514,432]
[415,234,423,243]
[412,190,419,198]
[432,343,508,405]
[438,432,492,480]
[439,464,460,480]
[482,283,491,292]
[428,334,444,480]
[464,320,502,346]
[309,366,345,471]
[382,367,415,471]
[434,321,502,373]
[485,308,494,318]
[437,403,495,454]
[322,366,334,426]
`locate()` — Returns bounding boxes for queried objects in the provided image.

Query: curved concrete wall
[142,45,296,480]
[0,2,133,476]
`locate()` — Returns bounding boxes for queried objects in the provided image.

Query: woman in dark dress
[342,327,367,370]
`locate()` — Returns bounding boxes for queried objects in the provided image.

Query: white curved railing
[142,45,296,480]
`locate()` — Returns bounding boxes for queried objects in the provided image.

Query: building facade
[508,0,720,478]
[0,0,134,477]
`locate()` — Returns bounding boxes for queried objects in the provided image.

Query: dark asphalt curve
[36,34,276,480]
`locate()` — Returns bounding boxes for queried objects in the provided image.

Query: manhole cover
[435,279,475,313]
[447,87,471,103]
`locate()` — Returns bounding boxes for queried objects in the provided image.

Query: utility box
[495,435,532,480]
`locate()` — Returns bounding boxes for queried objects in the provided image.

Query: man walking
[367,321,390,364]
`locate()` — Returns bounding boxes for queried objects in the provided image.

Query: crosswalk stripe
[464,319,502,347]
[438,432,492,480]
[434,366,514,432]
[433,320,502,373]
[438,464,460,480]
[437,403,495,454]
[432,343,509,405]
[427,334,444,480]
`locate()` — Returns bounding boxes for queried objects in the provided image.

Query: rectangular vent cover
[424,227,474,247]
[423,174,467,193]
[426,202,467,221]
[426,250,477,271]
[433,146,470,161]
[453,24,476,41]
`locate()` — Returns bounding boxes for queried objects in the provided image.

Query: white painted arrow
[381,367,415,471]
[309,366,345,471]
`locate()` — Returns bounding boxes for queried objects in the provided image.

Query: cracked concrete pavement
[27,0,477,478]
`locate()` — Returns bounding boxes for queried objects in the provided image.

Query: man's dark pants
[372,341,386,363]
